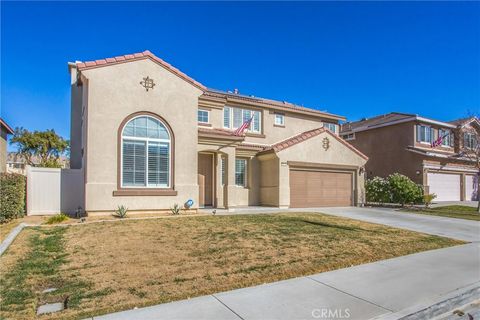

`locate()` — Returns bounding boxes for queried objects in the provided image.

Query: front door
[198,153,214,207]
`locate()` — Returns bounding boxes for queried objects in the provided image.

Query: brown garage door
[290,170,353,208]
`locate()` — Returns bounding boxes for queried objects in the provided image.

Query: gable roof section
[449,116,480,128]
[341,112,456,134]
[75,50,207,91]
[260,127,368,160]
[0,118,14,134]
[73,50,345,121]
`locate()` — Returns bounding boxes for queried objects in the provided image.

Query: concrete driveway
[316,207,480,242]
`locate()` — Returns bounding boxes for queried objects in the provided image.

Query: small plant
[423,193,437,208]
[46,213,69,224]
[114,205,128,218]
[170,203,181,215]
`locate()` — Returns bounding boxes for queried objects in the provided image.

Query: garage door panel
[290,170,353,208]
[427,173,460,202]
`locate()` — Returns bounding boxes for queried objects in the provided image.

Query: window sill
[113,189,178,196]
[273,124,285,128]
[198,122,212,127]
[245,132,266,138]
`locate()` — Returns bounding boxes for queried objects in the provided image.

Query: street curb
[0,222,27,256]
[374,282,480,320]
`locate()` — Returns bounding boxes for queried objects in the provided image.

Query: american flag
[234,116,254,136]
[431,133,449,148]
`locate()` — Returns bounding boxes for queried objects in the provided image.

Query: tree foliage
[10,128,69,168]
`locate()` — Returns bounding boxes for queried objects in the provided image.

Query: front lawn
[401,205,480,221]
[0,213,463,319]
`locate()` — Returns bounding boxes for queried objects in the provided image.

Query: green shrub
[423,193,437,208]
[366,173,424,206]
[365,177,391,203]
[114,205,128,218]
[0,173,26,223]
[46,213,69,224]
[388,173,423,206]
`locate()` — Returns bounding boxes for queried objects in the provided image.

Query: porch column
[278,161,290,208]
[215,153,226,209]
[224,147,237,209]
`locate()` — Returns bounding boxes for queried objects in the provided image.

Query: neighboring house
[0,118,14,173]
[6,152,69,175]
[340,113,479,202]
[69,50,368,214]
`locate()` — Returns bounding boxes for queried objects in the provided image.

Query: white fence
[26,166,84,215]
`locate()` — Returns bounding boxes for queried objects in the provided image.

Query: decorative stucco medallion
[322,137,330,150]
[140,76,155,91]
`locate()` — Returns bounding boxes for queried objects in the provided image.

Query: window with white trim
[235,158,247,187]
[439,129,453,147]
[416,125,433,143]
[223,107,261,133]
[223,107,231,128]
[197,109,209,123]
[323,122,337,133]
[274,114,285,126]
[464,132,477,149]
[122,116,171,188]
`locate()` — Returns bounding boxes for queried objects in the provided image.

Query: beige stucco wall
[81,59,203,212]
[0,128,7,173]
[260,131,367,207]
[204,105,337,145]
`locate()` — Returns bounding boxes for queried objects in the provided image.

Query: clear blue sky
[1,1,479,148]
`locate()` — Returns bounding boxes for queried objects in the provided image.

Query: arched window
[121,115,171,188]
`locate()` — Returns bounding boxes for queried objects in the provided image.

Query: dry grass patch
[0,213,463,319]
[0,216,45,243]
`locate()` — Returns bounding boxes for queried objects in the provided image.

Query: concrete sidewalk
[93,243,480,320]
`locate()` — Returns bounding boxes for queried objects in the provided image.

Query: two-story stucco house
[340,113,479,202]
[69,50,368,214]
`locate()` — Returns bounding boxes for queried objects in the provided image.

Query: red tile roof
[75,50,207,91]
[261,127,368,160]
[203,89,345,121]
[0,118,14,134]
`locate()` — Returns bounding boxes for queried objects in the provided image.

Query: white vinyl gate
[26,166,84,215]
